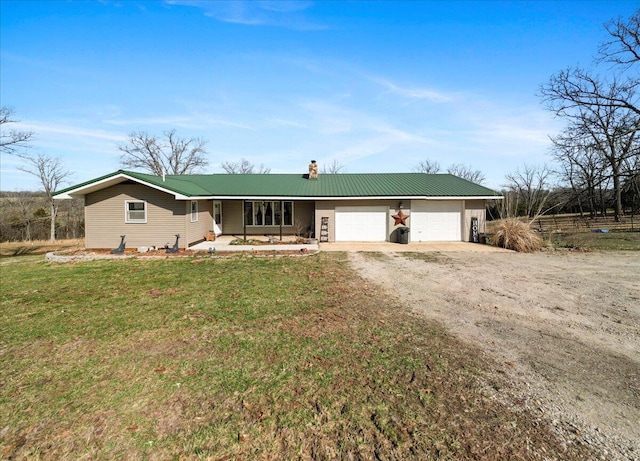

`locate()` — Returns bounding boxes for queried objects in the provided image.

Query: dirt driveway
[349,250,640,460]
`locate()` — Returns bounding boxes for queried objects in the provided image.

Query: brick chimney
[308,160,318,179]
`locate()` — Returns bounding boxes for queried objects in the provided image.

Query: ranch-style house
[53,161,501,249]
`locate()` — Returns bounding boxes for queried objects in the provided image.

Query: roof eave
[53,172,192,200]
[204,195,503,201]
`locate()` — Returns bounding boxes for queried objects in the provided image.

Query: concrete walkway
[189,236,506,253]
[188,235,318,253]
[319,241,509,252]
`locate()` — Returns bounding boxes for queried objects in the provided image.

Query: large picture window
[244,201,293,226]
[125,200,147,223]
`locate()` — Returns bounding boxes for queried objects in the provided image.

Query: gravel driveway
[349,250,640,460]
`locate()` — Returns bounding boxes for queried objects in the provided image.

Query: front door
[213,201,223,235]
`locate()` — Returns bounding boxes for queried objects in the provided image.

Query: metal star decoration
[392,209,408,226]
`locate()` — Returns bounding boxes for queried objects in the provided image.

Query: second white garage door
[335,206,387,242]
[411,200,462,242]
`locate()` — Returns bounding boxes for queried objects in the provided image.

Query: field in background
[0,253,594,460]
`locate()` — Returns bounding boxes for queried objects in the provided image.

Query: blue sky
[1,0,637,191]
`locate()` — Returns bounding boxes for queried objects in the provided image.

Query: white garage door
[335,206,387,242]
[411,201,462,242]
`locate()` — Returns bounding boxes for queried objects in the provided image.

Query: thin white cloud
[13,121,126,142]
[460,104,560,155]
[0,51,87,77]
[103,117,192,128]
[475,124,550,146]
[259,1,314,13]
[198,116,254,131]
[329,127,433,165]
[283,97,437,169]
[103,115,253,131]
[373,77,455,103]
[266,118,308,129]
[372,125,432,145]
[0,122,123,191]
[297,98,437,145]
[298,100,354,134]
[165,0,327,30]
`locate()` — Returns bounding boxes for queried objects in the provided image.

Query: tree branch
[118,130,209,175]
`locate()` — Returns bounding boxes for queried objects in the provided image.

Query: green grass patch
[0,253,595,459]
[402,252,447,263]
[356,251,390,261]
[546,230,640,251]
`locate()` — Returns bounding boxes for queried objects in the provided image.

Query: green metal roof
[55,169,501,198]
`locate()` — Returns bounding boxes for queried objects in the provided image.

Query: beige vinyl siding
[463,200,487,242]
[185,200,212,246]
[314,202,335,242]
[85,184,187,249]
[220,201,243,235]
[292,201,314,236]
[222,200,314,236]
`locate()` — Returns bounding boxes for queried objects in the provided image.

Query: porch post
[280,200,283,241]
[243,200,247,241]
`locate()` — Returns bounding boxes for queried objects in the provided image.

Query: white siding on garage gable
[335,206,388,242]
[411,200,462,242]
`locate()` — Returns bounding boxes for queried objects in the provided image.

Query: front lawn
[547,230,640,251]
[0,253,593,459]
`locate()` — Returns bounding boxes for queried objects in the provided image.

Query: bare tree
[552,125,609,217]
[504,164,555,219]
[16,153,72,241]
[541,10,640,117]
[621,153,640,212]
[413,159,486,183]
[119,130,209,175]
[541,68,640,119]
[0,192,84,242]
[544,77,638,220]
[321,159,345,174]
[0,107,33,155]
[221,158,270,174]
[598,11,640,69]
[413,159,441,174]
[13,194,38,242]
[541,10,640,221]
[446,163,486,184]
[538,10,640,121]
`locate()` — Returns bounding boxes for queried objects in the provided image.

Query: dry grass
[0,238,84,257]
[492,219,543,252]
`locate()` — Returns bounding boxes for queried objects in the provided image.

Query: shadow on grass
[9,246,43,257]
[0,239,83,258]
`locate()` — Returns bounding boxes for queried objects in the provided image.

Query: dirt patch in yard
[349,250,640,460]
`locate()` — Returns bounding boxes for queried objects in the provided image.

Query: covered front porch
[206,199,315,241]
[189,234,319,253]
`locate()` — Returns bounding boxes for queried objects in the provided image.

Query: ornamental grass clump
[493,218,543,252]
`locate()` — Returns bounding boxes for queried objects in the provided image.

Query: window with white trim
[244,201,293,226]
[125,200,147,223]
[190,201,198,222]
